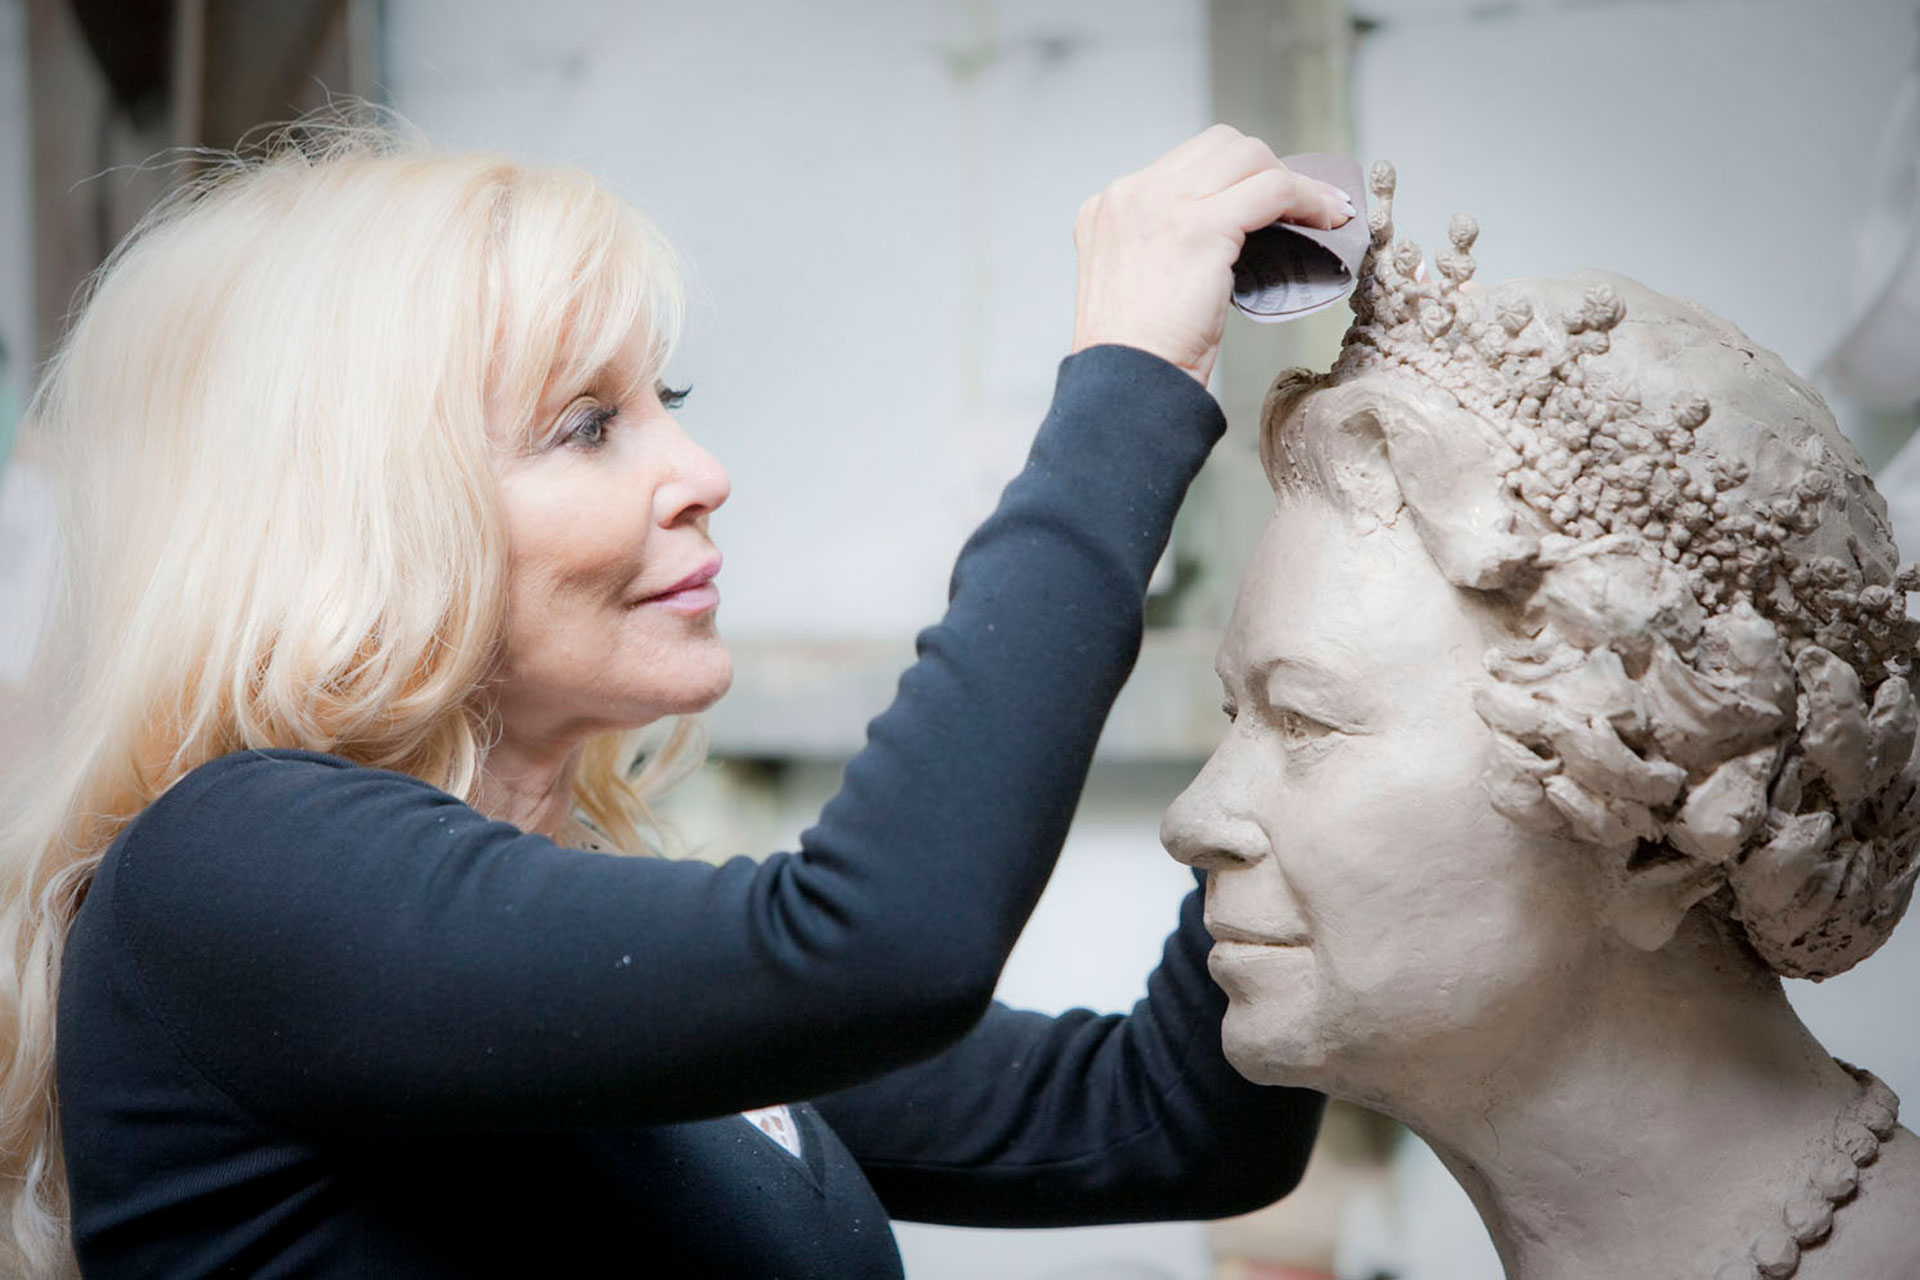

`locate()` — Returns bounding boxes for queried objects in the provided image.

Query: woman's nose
[1160,752,1268,872]
[655,418,731,527]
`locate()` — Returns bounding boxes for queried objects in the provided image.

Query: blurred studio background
[3,1,1919,1277]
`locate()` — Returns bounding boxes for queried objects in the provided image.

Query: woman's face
[489,331,732,751]
[1162,491,1604,1102]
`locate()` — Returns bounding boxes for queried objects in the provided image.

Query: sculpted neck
[1363,919,1854,1279]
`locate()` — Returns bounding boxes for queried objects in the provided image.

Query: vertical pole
[25,0,109,369]
[1159,0,1355,630]
[173,0,206,151]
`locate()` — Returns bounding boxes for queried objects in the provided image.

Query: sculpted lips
[635,556,721,614]
[1206,919,1307,948]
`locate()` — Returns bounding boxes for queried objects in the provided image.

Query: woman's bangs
[492,177,684,441]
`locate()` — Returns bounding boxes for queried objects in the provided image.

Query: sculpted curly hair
[1261,268,1920,984]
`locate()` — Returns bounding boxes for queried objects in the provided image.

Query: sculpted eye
[1275,708,1334,744]
[1221,699,1238,724]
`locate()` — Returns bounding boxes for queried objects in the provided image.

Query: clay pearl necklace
[1715,1062,1900,1279]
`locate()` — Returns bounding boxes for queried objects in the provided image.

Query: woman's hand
[1070,125,1353,385]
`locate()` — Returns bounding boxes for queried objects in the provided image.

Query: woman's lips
[637,558,721,614]
[651,583,719,614]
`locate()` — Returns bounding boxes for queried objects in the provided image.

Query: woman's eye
[656,382,691,411]
[563,404,617,449]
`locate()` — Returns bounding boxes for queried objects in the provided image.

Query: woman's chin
[681,655,734,714]
[573,644,734,730]
[647,646,735,719]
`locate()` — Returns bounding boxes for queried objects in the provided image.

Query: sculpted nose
[1161,753,1267,872]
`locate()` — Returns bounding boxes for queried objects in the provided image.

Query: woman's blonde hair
[0,113,702,1274]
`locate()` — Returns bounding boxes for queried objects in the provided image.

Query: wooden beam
[201,0,349,149]
[26,0,109,370]
[173,0,206,148]
[24,0,382,373]
[1157,0,1357,630]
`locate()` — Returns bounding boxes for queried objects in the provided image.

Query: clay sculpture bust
[1161,164,1920,1279]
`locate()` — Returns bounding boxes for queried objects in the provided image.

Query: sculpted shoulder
[1809,1126,1920,1279]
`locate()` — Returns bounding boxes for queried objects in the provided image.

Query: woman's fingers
[1140,122,1249,177]
[1069,125,1356,384]
[1151,126,1350,226]
[1209,165,1353,236]
[1171,131,1285,200]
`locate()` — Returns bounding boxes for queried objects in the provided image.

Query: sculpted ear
[1262,378,1405,534]
[1372,393,1540,590]
[1601,848,1723,952]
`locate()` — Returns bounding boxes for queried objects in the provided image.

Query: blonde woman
[0,120,1344,1276]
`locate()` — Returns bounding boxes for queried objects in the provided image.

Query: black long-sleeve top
[56,345,1324,1277]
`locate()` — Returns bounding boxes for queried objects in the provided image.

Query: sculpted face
[1148,167,1920,1280]
[1161,493,1605,1100]
[490,328,733,748]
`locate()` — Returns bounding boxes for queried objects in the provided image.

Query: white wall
[388,0,1210,643]
[1353,0,1914,382]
